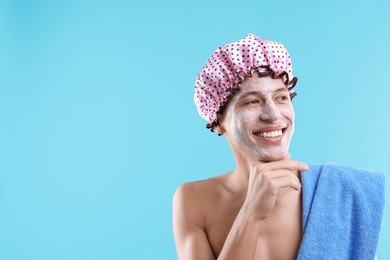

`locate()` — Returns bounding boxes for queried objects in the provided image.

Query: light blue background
[0,0,389,259]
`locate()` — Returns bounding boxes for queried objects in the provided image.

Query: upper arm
[173,184,216,260]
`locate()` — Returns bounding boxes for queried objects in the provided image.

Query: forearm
[217,204,261,260]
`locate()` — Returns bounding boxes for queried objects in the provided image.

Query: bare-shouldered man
[174,71,307,259]
[173,34,384,260]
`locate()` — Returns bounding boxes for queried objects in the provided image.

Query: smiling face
[216,74,295,162]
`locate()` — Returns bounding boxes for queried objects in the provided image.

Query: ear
[213,124,226,135]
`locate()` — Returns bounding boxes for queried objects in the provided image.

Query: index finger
[252,159,309,173]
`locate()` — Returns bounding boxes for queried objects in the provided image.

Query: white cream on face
[220,75,295,162]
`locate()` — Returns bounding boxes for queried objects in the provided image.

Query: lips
[253,126,287,139]
[252,126,288,144]
[256,129,283,138]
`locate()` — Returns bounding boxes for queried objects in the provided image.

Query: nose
[259,100,281,121]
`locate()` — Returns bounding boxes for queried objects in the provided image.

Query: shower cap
[194,33,298,130]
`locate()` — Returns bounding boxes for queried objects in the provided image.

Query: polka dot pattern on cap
[194,33,298,132]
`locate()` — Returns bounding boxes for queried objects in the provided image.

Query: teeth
[258,130,283,138]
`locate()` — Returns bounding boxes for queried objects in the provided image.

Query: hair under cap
[194,33,298,131]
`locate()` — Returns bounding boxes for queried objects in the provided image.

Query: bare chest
[205,193,302,259]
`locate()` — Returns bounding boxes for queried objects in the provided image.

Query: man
[173,34,384,260]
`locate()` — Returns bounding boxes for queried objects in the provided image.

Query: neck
[228,150,259,193]
[228,148,298,194]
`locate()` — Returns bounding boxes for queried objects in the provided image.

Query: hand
[243,159,309,222]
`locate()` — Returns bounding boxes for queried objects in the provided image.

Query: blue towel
[297,163,385,260]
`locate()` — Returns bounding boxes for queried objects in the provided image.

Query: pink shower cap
[194,33,298,130]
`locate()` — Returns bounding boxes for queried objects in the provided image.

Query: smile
[252,127,287,141]
[256,129,283,138]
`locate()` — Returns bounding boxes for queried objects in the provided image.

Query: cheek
[234,110,259,129]
[283,107,295,135]
[289,111,295,123]
[282,105,295,122]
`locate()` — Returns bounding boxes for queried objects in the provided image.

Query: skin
[219,75,295,163]
[173,74,309,260]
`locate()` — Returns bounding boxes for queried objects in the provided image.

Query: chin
[253,150,289,162]
[259,155,285,163]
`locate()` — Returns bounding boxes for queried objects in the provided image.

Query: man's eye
[245,100,259,105]
[278,95,290,101]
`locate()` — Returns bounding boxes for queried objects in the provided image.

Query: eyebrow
[237,87,289,100]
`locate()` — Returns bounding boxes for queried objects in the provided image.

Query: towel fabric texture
[298,163,385,260]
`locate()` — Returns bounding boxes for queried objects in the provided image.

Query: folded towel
[297,163,385,260]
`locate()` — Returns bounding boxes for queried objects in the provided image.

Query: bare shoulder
[173,173,234,224]
[173,173,231,207]
[172,173,239,260]
[173,176,231,260]
[173,173,233,237]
